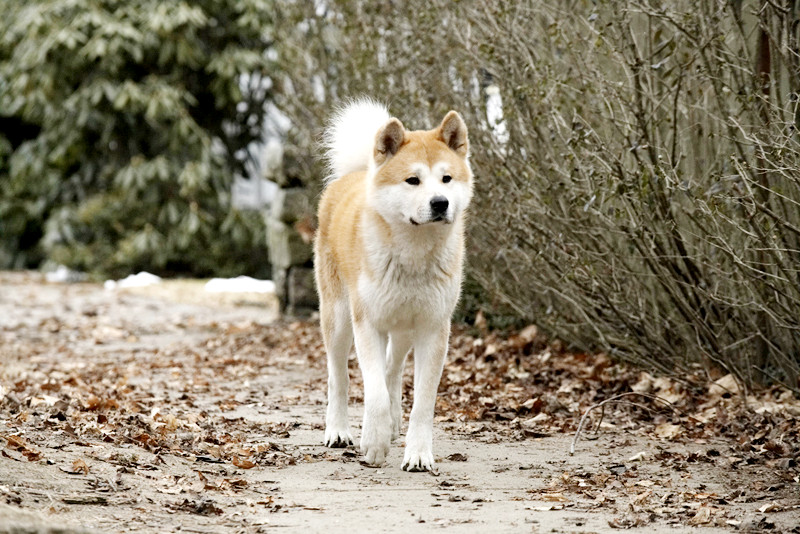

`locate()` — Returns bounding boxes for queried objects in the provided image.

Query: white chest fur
[356,221,463,332]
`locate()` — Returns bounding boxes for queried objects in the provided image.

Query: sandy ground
[0,272,798,533]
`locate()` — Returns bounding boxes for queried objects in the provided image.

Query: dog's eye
[442,175,452,183]
[405,176,420,186]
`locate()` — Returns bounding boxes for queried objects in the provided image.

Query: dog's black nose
[430,196,449,215]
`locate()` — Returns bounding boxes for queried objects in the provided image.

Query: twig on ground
[569,392,700,455]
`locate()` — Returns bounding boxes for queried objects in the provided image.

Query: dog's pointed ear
[437,111,468,157]
[374,118,405,165]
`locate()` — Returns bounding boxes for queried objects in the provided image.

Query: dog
[314,99,473,471]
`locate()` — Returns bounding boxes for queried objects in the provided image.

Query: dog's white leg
[353,320,391,466]
[386,332,412,441]
[402,322,449,472]
[321,298,354,448]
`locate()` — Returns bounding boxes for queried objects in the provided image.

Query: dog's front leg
[353,320,391,466]
[402,322,450,472]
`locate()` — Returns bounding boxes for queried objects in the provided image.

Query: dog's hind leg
[386,332,412,441]
[321,297,354,448]
[402,322,450,472]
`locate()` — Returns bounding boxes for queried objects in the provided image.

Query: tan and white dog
[314,99,473,471]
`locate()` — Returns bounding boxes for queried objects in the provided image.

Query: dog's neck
[362,209,463,273]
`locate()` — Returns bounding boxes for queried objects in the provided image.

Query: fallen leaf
[708,374,740,397]
[531,412,549,423]
[630,372,654,394]
[608,464,627,475]
[608,515,646,528]
[5,435,28,450]
[71,459,89,475]
[226,478,248,490]
[30,395,60,407]
[632,489,652,505]
[174,498,222,516]
[510,324,538,348]
[759,502,782,513]
[156,485,183,495]
[5,435,42,462]
[232,456,255,469]
[521,397,543,413]
[654,423,682,440]
[688,505,712,525]
[541,492,568,502]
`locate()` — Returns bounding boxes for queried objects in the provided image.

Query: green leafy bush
[0,0,272,278]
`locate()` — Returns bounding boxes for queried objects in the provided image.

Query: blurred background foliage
[0,0,271,278]
[2,0,799,389]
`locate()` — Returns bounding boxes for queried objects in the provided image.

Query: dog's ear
[374,118,405,165]
[437,111,468,157]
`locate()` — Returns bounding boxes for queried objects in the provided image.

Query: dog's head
[368,111,472,228]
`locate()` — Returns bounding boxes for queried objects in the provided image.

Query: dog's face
[368,111,472,228]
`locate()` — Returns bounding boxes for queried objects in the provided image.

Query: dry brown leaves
[2,305,799,528]
[0,319,321,475]
[3,434,42,462]
[3,317,799,469]
[526,464,747,528]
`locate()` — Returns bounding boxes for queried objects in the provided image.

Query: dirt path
[1,272,798,533]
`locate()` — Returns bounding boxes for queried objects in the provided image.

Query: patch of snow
[104,272,162,291]
[232,176,278,210]
[45,265,87,283]
[204,276,276,294]
[312,75,325,103]
[485,85,509,147]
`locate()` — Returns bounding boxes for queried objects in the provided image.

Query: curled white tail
[324,98,390,182]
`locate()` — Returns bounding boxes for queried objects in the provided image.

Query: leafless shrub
[272,0,800,389]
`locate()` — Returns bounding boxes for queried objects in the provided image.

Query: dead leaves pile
[3,317,799,472]
[440,327,799,460]
[436,325,799,529]
[0,320,320,475]
[527,461,790,529]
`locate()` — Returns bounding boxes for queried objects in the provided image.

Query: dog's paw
[360,427,391,466]
[361,428,390,466]
[360,404,391,466]
[402,425,435,472]
[401,446,435,472]
[324,426,353,448]
[362,440,389,466]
